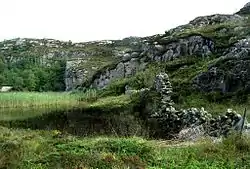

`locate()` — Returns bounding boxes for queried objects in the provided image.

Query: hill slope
[1,3,250,97]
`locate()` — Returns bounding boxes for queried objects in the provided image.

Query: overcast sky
[0,0,249,42]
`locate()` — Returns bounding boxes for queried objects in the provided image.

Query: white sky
[0,0,249,42]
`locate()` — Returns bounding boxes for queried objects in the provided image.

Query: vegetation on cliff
[1,3,250,169]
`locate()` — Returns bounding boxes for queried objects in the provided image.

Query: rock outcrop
[193,37,250,93]
[65,60,87,91]
[236,2,250,15]
[169,14,243,35]
[92,35,214,89]
[92,56,147,88]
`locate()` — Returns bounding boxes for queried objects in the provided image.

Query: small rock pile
[154,73,174,110]
[150,72,250,139]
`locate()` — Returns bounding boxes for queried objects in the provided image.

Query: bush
[99,78,128,97]
[0,140,24,168]
[222,133,250,152]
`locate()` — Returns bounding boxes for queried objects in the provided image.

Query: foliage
[1,16,250,168]
[0,92,81,109]
[77,89,98,102]
[169,20,250,49]
[88,94,132,111]
[99,64,163,97]
[0,92,136,122]
[0,126,249,169]
[99,78,129,97]
[0,75,5,86]
[1,55,66,91]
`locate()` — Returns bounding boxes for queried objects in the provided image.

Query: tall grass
[0,92,81,108]
[0,90,100,109]
[0,91,101,120]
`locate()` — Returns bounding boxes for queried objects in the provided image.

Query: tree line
[0,55,66,91]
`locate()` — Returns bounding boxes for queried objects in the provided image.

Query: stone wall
[148,73,250,139]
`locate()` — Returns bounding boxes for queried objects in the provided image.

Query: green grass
[88,94,131,110]
[0,92,133,121]
[0,126,249,169]
[0,92,83,121]
[0,92,82,108]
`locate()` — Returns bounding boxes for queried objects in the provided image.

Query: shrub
[77,89,98,102]
[0,140,24,168]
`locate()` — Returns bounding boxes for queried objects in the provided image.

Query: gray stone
[122,53,132,61]
[149,73,250,138]
[244,2,250,8]
[131,52,139,58]
[155,45,165,52]
[236,2,250,15]
[65,60,87,91]
[193,37,250,93]
[189,14,243,27]
[162,50,174,61]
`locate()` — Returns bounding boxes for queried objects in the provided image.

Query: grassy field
[0,126,249,169]
[0,91,250,168]
[0,92,131,120]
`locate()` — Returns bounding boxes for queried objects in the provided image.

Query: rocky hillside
[1,3,250,95]
[0,37,145,91]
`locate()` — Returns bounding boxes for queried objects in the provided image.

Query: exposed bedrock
[193,37,250,93]
[92,35,214,89]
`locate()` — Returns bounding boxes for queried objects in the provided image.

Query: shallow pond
[0,106,149,137]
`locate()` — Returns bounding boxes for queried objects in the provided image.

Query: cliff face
[1,3,250,94]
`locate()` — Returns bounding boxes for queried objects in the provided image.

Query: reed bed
[0,92,81,108]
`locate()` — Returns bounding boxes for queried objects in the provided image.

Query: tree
[13,76,24,91]
[22,69,37,91]
[0,75,5,86]
[0,59,5,73]
[34,68,49,91]
[5,70,24,90]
